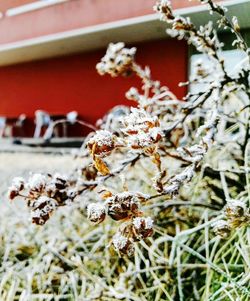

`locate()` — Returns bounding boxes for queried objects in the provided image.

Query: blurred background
[0,0,248,142]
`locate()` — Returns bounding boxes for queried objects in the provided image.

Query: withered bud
[27,173,47,192]
[213,220,231,239]
[96,42,136,77]
[133,217,154,239]
[8,177,25,200]
[112,233,135,257]
[87,203,106,224]
[8,189,19,200]
[232,16,240,32]
[88,130,116,157]
[154,0,174,21]
[52,175,68,190]
[82,164,98,181]
[106,192,140,221]
[31,196,57,225]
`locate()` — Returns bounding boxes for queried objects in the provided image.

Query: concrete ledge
[0,137,84,153]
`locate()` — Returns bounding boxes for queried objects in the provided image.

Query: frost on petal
[88,130,116,156]
[112,233,128,251]
[88,130,114,148]
[133,217,154,230]
[121,108,162,149]
[106,192,140,221]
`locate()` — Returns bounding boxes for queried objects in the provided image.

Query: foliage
[5,0,250,299]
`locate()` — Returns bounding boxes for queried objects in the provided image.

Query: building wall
[0,0,204,45]
[0,39,187,135]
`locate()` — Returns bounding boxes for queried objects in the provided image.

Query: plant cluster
[9,0,250,254]
[7,0,250,298]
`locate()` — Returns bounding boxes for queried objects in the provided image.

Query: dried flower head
[30,196,57,225]
[27,173,47,192]
[96,42,136,77]
[106,192,140,221]
[8,177,25,200]
[133,217,154,239]
[87,203,106,224]
[154,0,174,22]
[88,130,116,157]
[112,233,135,257]
[8,173,76,225]
[121,108,162,149]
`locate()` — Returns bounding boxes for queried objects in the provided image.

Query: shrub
[8,0,250,299]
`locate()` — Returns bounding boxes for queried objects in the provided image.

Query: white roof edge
[1,0,249,51]
[0,0,249,66]
[6,0,69,17]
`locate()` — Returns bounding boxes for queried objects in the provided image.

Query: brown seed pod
[8,189,20,201]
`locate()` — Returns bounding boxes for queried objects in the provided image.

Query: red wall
[0,39,187,135]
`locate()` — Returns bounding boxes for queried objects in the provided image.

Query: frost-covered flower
[96,42,136,77]
[30,196,57,225]
[133,217,154,239]
[121,108,162,149]
[27,173,47,191]
[8,177,25,200]
[9,173,76,225]
[106,192,140,221]
[88,130,116,156]
[154,0,174,22]
[87,203,106,223]
[112,233,135,256]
